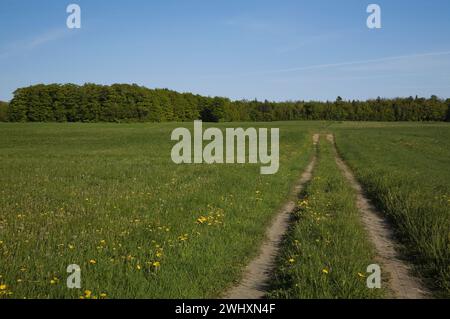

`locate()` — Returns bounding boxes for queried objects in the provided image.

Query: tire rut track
[327,134,430,299]
[224,134,319,299]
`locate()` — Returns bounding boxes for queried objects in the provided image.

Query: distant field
[0,121,449,299]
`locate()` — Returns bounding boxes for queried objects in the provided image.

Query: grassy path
[268,134,385,299]
[224,135,319,299]
[328,134,429,299]
[266,132,430,299]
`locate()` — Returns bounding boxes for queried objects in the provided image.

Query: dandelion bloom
[0,284,7,290]
[89,259,97,265]
[322,268,329,274]
[196,216,207,224]
[84,290,92,298]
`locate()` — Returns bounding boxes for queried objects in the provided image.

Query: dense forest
[3,83,450,122]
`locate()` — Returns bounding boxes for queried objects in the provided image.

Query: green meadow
[0,122,316,298]
[0,121,449,298]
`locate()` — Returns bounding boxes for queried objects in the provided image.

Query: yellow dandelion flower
[0,284,7,290]
[156,252,163,258]
[68,244,75,250]
[288,258,296,264]
[100,293,107,298]
[84,290,92,298]
[322,268,329,275]
[89,259,97,265]
[196,216,208,224]
[152,261,161,268]
[136,265,142,270]
[50,276,59,285]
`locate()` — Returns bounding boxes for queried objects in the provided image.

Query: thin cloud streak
[0,28,71,60]
[27,29,69,49]
[268,51,450,74]
[196,51,450,80]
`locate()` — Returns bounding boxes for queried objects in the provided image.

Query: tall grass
[333,123,450,298]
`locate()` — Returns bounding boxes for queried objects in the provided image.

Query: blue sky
[1,0,450,101]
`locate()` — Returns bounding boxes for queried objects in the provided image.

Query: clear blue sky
[1,0,450,101]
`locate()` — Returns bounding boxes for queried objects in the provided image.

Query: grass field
[0,122,317,298]
[0,121,449,299]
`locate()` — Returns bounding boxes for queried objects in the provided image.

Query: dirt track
[225,134,429,299]
[327,134,429,299]
[224,134,319,299]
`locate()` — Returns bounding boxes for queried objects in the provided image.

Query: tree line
[2,83,450,122]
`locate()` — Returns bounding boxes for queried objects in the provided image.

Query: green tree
[446,98,450,122]
[200,97,227,122]
[8,88,29,122]
[0,101,8,121]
